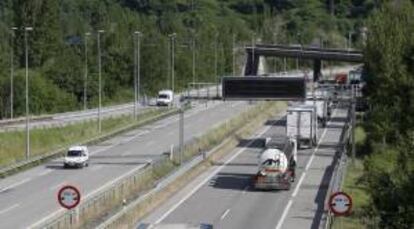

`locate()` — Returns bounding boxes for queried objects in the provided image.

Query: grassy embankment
[0,108,171,167]
[333,125,369,228]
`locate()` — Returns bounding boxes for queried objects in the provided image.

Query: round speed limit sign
[57,185,81,210]
[329,191,352,216]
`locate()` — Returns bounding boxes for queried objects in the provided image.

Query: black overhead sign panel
[222,76,306,100]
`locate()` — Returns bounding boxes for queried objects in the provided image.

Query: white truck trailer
[254,136,297,190]
[286,105,318,149]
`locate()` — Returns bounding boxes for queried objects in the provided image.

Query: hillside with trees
[0,0,375,118]
[362,1,414,228]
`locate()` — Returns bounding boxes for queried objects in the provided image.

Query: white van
[156,90,174,106]
[64,146,89,168]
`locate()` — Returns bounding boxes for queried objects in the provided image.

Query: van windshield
[158,94,169,99]
[67,150,82,157]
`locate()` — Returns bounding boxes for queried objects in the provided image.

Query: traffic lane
[0,157,149,229]
[144,110,335,228]
[0,100,228,191]
[278,109,347,229]
[158,127,317,229]
[0,101,249,228]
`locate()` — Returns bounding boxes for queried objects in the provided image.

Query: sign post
[329,191,352,216]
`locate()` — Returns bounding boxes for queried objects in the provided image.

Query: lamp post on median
[9,27,17,119]
[169,33,176,92]
[232,33,236,76]
[347,31,353,51]
[97,30,105,133]
[192,30,196,87]
[133,31,142,120]
[24,27,33,160]
[214,32,219,97]
[83,32,91,110]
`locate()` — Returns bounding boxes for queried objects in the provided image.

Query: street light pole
[296,32,301,71]
[252,32,255,75]
[169,33,176,92]
[192,32,196,86]
[273,32,277,73]
[348,31,352,50]
[232,33,236,76]
[134,31,142,120]
[24,27,33,160]
[10,27,17,119]
[97,30,105,133]
[83,32,91,110]
[215,33,219,97]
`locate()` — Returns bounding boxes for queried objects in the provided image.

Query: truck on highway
[305,88,332,127]
[254,136,297,190]
[286,104,318,149]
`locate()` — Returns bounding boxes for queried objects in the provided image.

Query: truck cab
[64,146,89,168]
[156,90,174,106]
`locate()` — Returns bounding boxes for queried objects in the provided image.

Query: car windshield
[158,94,169,99]
[67,150,82,157]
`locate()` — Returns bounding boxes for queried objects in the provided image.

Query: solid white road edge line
[275,109,338,229]
[0,203,20,215]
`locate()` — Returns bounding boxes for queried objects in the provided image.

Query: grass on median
[0,108,169,167]
[45,101,286,229]
[333,125,369,229]
[101,101,287,228]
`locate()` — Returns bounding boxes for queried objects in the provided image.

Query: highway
[0,86,218,132]
[0,100,250,228]
[141,107,348,228]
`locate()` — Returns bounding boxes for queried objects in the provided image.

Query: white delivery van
[156,90,174,106]
[286,105,318,149]
[64,146,89,168]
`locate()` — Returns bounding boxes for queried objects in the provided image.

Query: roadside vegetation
[333,126,369,229]
[52,101,286,228]
[0,107,170,167]
[0,0,375,119]
[336,1,414,228]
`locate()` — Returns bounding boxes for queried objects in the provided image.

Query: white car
[64,146,89,168]
[156,90,174,106]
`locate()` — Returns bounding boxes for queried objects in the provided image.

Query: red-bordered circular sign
[57,185,81,210]
[329,191,352,216]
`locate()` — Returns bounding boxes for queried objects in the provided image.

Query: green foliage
[361,1,414,228]
[0,1,374,119]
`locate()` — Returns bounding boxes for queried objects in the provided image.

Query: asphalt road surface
[141,108,348,229]
[0,86,219,132]
[0,100,250,229]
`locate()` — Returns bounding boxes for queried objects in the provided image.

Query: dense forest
[0,0,375,118]
[362,1,414,228]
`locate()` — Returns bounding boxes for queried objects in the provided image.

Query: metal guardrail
[323,105,352,229]
[0,108,178,178]
[39,119,234,229]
